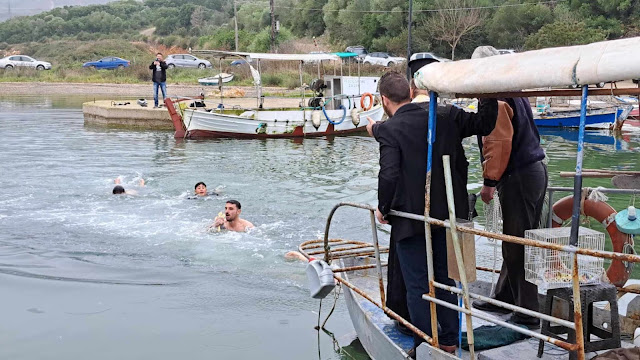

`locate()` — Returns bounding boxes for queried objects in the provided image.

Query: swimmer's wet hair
[227,199,241,209]
[113,185,125,194]
[195,181,206,189]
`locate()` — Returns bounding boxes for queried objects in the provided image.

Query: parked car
[409,52,449,63]
[363,52,406,67]
[0,55,51,70]
[497,49,516,55]
[345,45,368,63]
[165,54,212,69]
[83,57,130,70]
[230,59,249,66]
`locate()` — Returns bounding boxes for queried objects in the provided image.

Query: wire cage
[525,226,605,294]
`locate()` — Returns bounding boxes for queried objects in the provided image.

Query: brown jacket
[482,101,514,183]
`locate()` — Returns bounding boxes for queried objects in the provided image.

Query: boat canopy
[415,36,640,95]
[333,52,357,58]
[191,50,340,62]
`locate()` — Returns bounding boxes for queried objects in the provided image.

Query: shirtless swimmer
[211,200,254,232]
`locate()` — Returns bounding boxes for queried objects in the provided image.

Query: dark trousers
[386,233,411,322]
[493,161,548,313]
[396,228,459,347]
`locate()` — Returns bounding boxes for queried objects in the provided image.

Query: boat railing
[300,184,640,359]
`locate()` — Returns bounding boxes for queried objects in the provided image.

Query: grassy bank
[0,39,395,87]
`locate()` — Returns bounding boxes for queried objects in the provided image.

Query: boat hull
[534,108,626,128]
[340,257,413,360]
[178,105,384,139]
[198,74,234,86]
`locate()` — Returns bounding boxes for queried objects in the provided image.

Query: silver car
[0,55,52,70]
[165,54,212,69]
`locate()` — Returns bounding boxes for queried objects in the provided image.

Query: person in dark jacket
[366,71,498,356]
[469,46,548,329]
[149,52,168,108]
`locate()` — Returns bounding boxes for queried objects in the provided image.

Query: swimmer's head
[194,181,207,196]
[112,185,126,195]
[225,200,242,221]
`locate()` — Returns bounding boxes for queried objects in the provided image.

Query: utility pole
[233,0,239,51]
[406,0,413,80]
[8,0,12,20]
[270,0,275,52]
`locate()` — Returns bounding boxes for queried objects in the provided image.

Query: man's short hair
[156,52,163,56]
[112,185,125,194]
[227,199,241,210]
[379,71,410,104]
[195,181,206,189]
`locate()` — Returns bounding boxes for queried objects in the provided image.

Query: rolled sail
[414,37,640,95]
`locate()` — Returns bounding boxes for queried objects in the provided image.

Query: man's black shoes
[472,299,512,314]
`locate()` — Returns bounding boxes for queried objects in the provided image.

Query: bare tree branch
[427,0,485,60]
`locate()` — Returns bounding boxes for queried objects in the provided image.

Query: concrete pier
[83,100,173,130]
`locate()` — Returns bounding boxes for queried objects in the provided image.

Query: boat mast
[406,0,413,80]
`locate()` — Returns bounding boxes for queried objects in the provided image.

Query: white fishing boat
[166,51,384,139]
[300,37,640,360]
[198,73,234,86]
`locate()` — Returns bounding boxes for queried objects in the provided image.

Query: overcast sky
[0,0,122,22]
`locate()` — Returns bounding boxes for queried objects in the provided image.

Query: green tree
[524,20,608,49]
[486,0,554,50]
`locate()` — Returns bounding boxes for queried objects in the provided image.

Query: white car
[0,55,52,70]
[165,54,212,69]
[363,52,406,67]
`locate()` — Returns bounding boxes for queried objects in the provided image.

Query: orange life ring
[551,195,633,287]
[360,93,374,111]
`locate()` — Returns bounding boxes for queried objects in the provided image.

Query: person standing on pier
[149,52,168,108]
[366,71,498,356]
[469,46,548,329]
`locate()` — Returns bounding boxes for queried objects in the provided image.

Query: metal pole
[570,85,589,246]
[270,0,275,52]
[442,155,475,359]
[369,210,386,307]
[406,0,413,80]
[573,253,585,360]
[425,90,439,347]
[233,0,239,51]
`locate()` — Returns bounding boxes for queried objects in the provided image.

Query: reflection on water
[0,96,638,359]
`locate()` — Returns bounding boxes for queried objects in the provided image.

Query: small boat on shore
[198,73,234,86]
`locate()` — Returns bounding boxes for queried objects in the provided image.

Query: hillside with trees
[0,0,638,85]
[1,0,638,59]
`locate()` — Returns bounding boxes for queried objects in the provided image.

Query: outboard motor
[305,259,336,299]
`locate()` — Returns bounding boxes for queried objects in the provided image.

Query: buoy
[305,259,335,299]
[350,108,360,126]
[311,110,321,129]
[616,206,640,235]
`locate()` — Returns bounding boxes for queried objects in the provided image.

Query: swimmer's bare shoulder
[243,220,255,232]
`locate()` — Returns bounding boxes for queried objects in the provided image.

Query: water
[0,96,639,359]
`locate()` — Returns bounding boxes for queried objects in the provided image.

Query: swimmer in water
[189,182,222,199]
[210,200,254,232]
[112,177,144,195]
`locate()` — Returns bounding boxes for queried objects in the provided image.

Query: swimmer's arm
[244,220,255,231]
[138,178,145,187]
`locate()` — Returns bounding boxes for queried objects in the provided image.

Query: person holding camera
[149,52,168,108]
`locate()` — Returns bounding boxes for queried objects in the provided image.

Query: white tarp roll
[414,37,640,95]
